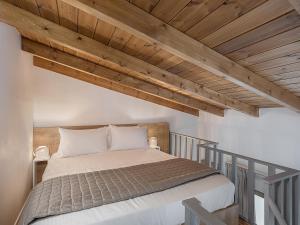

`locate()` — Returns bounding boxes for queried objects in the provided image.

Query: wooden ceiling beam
[0,0,257,116]
[61,0,300,112]
[33,56,200,116]
[23,38,224,116]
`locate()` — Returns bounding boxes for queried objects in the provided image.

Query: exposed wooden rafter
[33,56,200,116]
[61,0,300,112]
[24,39,224,116]
[0,0,258,117]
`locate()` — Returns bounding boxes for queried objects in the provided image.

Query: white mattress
[34,149,234,225]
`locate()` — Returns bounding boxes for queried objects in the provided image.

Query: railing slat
[268,198,288,225]
[247,160,255,224]
[294,175,300,225]
[185,136,188,159]
[218,152,224,172]
[268,166,276,225]
[279,180,285,218]
[190,138,194,160]
[213,150,217,169]
[205,147,210,166]
[287,177,293,225]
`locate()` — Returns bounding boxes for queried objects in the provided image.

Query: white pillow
[57,127,108,157]
[109,125,148,151]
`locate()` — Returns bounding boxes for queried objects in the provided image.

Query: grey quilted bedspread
[19,158,218,225]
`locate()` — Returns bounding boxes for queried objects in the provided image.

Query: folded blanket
[20,158,218,225]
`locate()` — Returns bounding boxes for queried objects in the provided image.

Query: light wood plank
[77,9,97,37]
[202,0,293,48]
[59,0,300,111]
[150,0,190,23]
[0,0,258,116]
[227,27,300,61]
[57,0,77,32]
[239,41,300,66]
[169,0,224,32]
[215,11,300,55]
[131,0,160,12]
[186,0,266,41]
[93,19,116,45]
[35,0,59,23]
[24,39,225,116]
[288,0,300,14]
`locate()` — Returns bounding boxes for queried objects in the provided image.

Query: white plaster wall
[198,108,300,170]
[33,67,200,135]
[0,23,33,225]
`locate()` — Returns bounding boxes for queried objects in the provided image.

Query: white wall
[33,67,200,135]
[198,108,300,170]
[0,23,33,225]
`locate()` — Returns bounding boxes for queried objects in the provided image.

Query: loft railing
[169,132,300,225]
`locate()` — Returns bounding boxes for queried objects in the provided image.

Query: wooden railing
[169,132,300,225]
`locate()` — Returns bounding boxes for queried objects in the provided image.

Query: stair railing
[169,132,300,225]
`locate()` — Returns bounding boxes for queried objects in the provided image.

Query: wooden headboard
[33,122,169,154]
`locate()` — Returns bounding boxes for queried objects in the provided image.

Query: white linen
[37,149,235,225]
[109,125,148,151]
[57,127,108,157]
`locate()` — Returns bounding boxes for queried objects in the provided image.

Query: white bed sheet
[34,149,235,225]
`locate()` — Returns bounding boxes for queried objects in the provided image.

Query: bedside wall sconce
[33,146,50,161]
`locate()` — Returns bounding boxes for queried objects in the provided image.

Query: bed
[27,122,235,225]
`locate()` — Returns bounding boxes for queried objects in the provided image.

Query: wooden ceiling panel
[227,26,300,61]
[186,0,266,41]
[108,28,132,50]
[93,19,116,45]
[214,11,300,55]
[150,0,190,23]
[5,0,300,114]
[248,53,300,72]
[18,0,40,15]
[77,10,97,37]
[201,0,293,48]
[130,0,160,12]
[57,0,78,32]
[169,0,224,32]
[239,42,300,66]
[35,0,59,23]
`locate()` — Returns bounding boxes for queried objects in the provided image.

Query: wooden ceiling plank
[18,0,41,15]
[57,0,78,32]
[0,0,258,116]
[239,41,300,66]
[35,0,60,23]
[214,11,300,55]
[169,0,224,32]
[259,62,300,76]
[288,0,300,14]
[23,38,224,116]
[186,0,266,41]
[131,0,160,13]
[59,0,300,111]
[34,57,200,116]
[150,0,190,23]
[93,19,116,45]
[77,9,97,38]
[249,53,300,72]
[108,27,132,50]
[201,0,293,48]
[227,27,300,61]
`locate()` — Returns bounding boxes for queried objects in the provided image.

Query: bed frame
[33,122,170,155]
[170,132,300,225]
